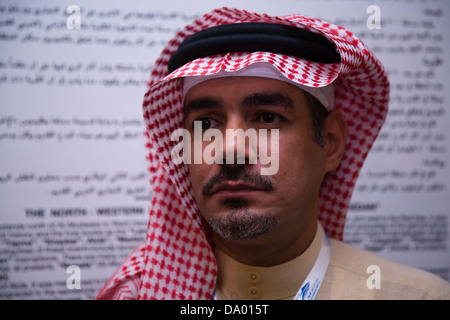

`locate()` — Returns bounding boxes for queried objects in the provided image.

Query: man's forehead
[184,91,296,111]
[184,76,298,100]
[183,77,299,114]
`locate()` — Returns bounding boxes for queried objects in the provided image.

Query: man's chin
[207,209,278,241]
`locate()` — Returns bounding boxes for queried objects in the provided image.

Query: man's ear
[323,109,348,173]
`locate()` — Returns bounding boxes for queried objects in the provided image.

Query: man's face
[183,77,329,244]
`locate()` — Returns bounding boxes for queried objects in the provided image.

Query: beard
[207,198,278,240]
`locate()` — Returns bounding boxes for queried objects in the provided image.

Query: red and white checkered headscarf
[96,7,389,300]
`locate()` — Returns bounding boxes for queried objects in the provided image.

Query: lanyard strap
[294,232,331,300]
[212,232,331,300]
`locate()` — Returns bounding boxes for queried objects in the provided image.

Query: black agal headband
[168,22,340,73]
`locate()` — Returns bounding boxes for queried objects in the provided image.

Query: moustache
[202,165,274,197]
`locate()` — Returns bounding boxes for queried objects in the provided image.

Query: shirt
[214,223,450,300]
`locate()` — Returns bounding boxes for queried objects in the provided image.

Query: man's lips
[211,181,269,196]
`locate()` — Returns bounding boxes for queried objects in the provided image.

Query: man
[97,7,450,300]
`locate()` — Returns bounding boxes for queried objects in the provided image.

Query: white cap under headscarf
[183,62,335,111]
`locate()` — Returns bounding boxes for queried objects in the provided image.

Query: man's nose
[220,117,258,165]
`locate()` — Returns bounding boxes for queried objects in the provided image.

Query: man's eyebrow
[184,97,222,119]
[242,92,293,109]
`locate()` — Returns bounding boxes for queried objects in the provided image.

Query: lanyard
[293,232,330,300]
[213,232,331,300]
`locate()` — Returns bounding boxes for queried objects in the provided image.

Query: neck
[212,219,318,267]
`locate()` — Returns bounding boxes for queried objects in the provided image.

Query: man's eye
[260,112,279,124]
[196,118,216,130]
